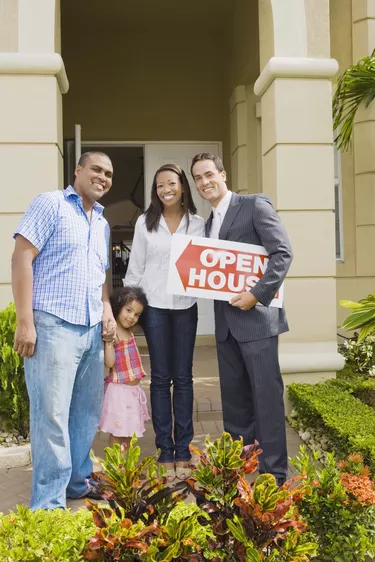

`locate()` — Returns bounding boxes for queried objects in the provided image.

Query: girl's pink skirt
[99,382,150,437]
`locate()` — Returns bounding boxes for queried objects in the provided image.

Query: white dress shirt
[210,191,233,239]
[125,212,205,309]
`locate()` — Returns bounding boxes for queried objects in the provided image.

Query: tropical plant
[89,436,189,523]
[333,49,375,149]
[0,302,29,435]
[84,502,217,561]
[339,294,375,342]
[185,433,317,561]
[84,434,317,561]
[292,447,375,561]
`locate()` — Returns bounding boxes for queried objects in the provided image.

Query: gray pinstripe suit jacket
[205,192,293,343]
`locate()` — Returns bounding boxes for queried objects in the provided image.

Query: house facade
[0,0,371,385]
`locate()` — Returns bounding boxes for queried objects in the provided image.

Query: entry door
[144,142,222,336]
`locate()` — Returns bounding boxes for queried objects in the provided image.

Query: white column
[257,0,344,403]
[0,0,68,309]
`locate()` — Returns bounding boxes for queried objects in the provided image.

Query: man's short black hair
[77,151,112,167]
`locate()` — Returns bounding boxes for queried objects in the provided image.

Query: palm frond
[333,50,375,150]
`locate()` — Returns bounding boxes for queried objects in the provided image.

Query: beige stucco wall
[61,4,232,172]
[0,0,18,51]
[228,1,261,195]
[228,0,260,90]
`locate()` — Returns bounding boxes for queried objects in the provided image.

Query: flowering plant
[338,333,375,374]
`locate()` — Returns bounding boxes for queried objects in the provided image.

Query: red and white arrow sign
[167,234,283,307]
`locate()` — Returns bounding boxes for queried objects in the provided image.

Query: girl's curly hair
[109,286,148,319]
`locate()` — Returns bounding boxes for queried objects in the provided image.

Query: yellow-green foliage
[0,303,29,435]
[0,505,95,561]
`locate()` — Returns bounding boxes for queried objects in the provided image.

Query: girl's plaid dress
[105,336,146,384]
[100,334,149,437]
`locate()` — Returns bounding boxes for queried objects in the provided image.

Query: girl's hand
[102,317,117,343]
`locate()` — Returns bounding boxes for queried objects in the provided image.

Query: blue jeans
[142,304,198,463]
[24,310,104,510]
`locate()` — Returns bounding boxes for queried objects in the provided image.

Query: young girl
[99,286,150,448]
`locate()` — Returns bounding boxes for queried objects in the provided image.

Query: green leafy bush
[0,303,29,435]
[84,434,317,561]
[292,447,375,561]
[288,380,375,472]
[0,504,95,561]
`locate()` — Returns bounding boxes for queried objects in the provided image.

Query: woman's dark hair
[110,286,148,319]
[144,163,197,232]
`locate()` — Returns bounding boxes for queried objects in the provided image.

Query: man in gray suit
[191,152,293,485]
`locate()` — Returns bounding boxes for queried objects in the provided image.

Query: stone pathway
[0,346,303,514]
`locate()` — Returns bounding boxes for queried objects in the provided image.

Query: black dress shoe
[83,487,102,500]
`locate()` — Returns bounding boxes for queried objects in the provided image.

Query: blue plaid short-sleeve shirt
[14,185,110,326]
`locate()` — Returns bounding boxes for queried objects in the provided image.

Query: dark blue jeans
[142,304,198,463]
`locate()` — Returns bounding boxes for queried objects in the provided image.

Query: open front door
[75,124,82,164]
[144,142,222,336]
[63,124,82,186]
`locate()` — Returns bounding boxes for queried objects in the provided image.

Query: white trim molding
[279,341,344,374]
[254,57,339,97]
[0,53,69,94]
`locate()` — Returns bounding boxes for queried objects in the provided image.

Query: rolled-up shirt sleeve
[14,192,59,252]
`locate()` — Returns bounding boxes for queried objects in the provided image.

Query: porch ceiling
[62,0,234,30]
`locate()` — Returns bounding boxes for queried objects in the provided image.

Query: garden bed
[3,433,375,561]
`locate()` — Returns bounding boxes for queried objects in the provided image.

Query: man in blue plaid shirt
[12,152,116,510]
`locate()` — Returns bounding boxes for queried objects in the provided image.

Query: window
[334,145,344,261]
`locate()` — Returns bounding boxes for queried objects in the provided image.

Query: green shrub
[292,447,375,561]
[0,303,29,435]
[0,505,95,561]
[288,380,375,472]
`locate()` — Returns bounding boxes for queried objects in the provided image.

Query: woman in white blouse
[125,164,204,481]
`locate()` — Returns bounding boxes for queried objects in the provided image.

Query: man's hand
[14,321,37,358]
[102,312,116,343]
[230,291,258,311]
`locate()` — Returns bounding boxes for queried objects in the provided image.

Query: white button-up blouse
[124,212,205,310]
